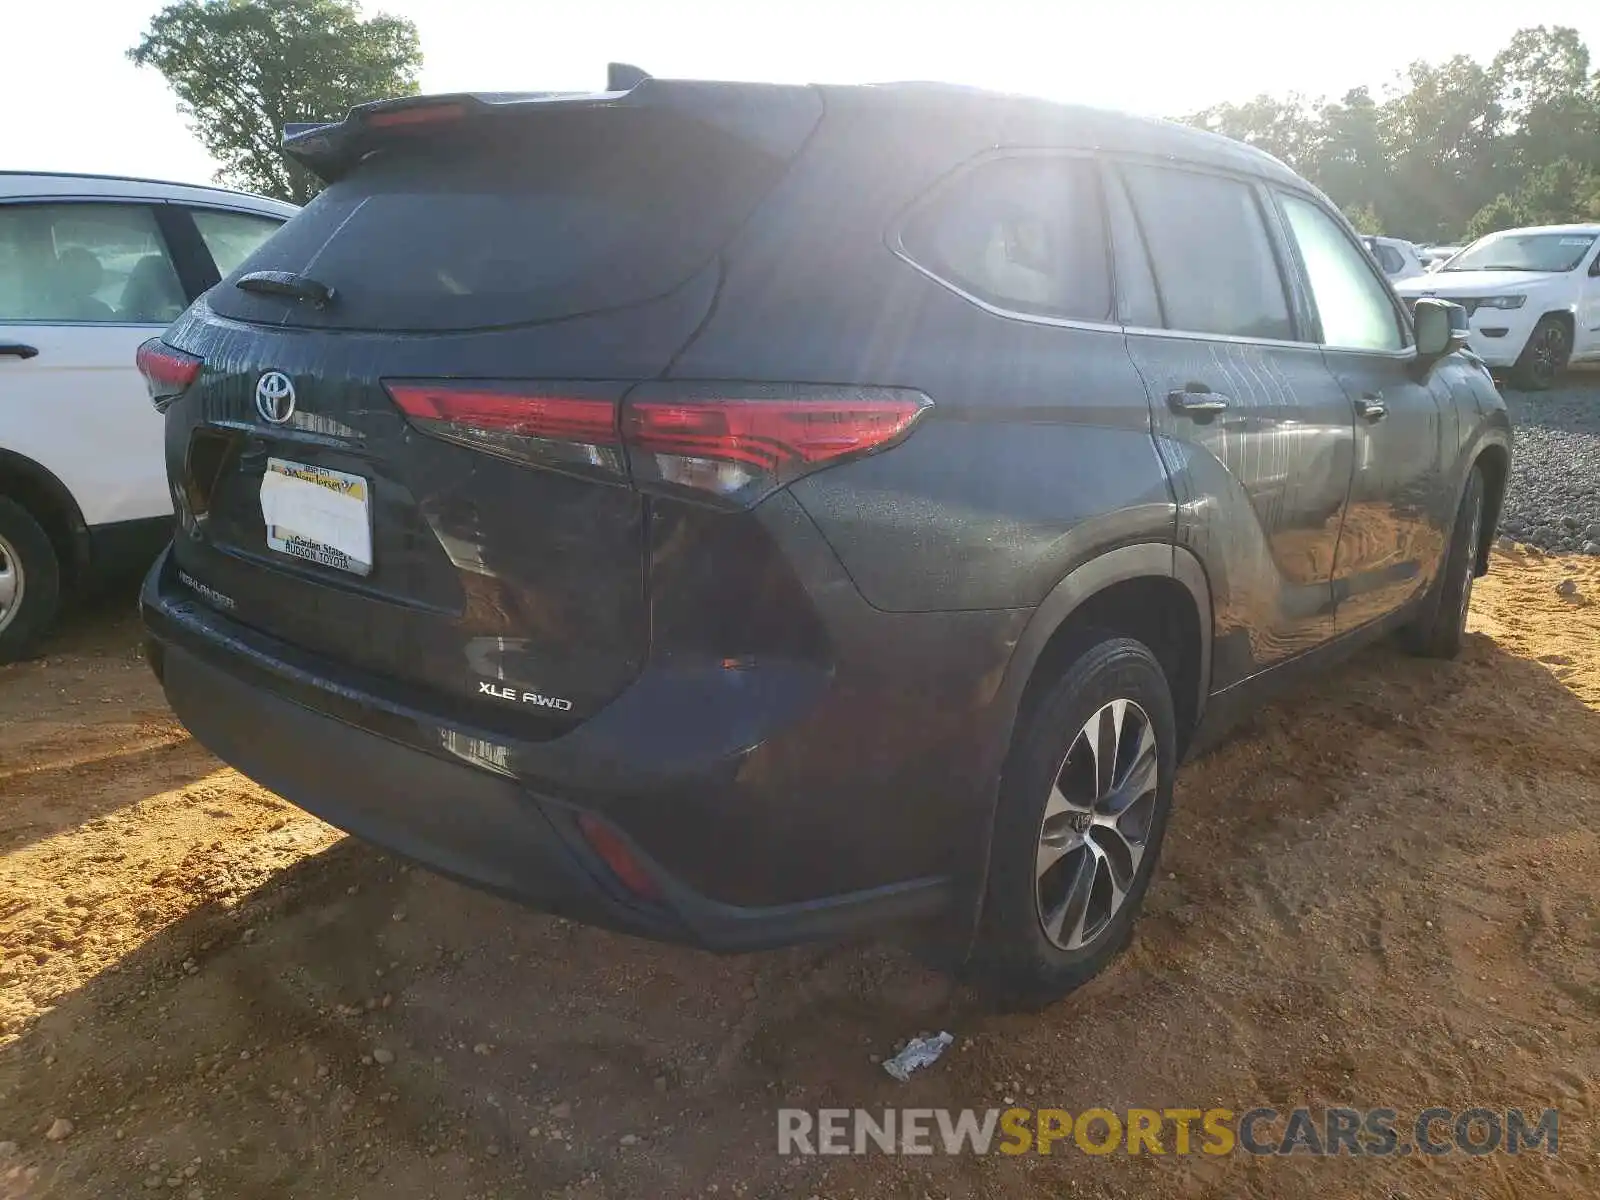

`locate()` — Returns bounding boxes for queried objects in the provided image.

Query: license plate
[260,458,373,576]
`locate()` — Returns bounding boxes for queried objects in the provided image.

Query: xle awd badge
[479,680,574,712]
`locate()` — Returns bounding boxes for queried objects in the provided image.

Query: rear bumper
[141,542,1010,951]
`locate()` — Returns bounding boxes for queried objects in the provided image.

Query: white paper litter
[882,1031,954,1081]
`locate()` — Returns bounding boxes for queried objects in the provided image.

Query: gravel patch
[1496,368,1600,555]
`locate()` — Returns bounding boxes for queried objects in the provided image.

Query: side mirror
[1413,297,1470,366]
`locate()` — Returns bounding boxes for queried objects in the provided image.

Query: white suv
[1361,235,1427,281]
[1395,223,1600,390]
[1,172,295,660]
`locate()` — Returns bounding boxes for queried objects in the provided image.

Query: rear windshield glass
[208,107,799,331]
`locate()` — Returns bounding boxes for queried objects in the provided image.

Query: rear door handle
[0,343,39,360]
[1355,392,1386,420]
[1166,385,1230,415]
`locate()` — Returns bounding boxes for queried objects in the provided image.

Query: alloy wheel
[1529,325,1567,386]
[1035,698,1160,951]
[0,532,22,636]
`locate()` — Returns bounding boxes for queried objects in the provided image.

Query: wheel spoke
[1036,831,1075,880]
[1067,839,1121,948]
[1108,720,1158,805]
[1042,784,1076,821]
[1086,702,1120,798]
[1045,844,1097,947]
[1091,819,1146,891]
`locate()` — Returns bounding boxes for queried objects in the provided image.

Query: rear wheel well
[1473,444,1509,573]
[1017,576,1203,759]
[0,454,87,592]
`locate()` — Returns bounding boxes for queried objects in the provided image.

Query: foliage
[130,0,422,203]
[1342,203,1383,235]
[1464,194,1525,242]
[1186,25,1600,243]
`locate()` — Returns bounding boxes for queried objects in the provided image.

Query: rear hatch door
[162,83,821,728]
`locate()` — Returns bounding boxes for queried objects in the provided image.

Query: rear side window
[1370,242,1404,274]
[208,108,802,332]
[900,156,1112,323]
[0,203,185,324]
[1119,164,1293,341]
[191,209,284,278]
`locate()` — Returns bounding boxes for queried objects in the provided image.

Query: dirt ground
[1,550,1597,1199]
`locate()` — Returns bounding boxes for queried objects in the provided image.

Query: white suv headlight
[1478,295,1528,310]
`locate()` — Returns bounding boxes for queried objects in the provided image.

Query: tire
[1511,316,1570,391]
[971,636,1177,1008]
[0,496,62,665]
[1401,465,1484,661]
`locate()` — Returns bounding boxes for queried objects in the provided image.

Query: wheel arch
[0,449,93,590]
[1003,548,1212,762]
[950,542,1213,964]
[979,542,1213,799]
[1471,439,1510,574]
[1540,309,1576,343]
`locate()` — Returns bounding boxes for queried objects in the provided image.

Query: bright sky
[9,0,1600,187]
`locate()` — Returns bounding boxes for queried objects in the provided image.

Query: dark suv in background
[138,70,1510,1003]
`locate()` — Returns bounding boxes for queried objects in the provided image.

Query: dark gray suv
[137,71,1510,1003]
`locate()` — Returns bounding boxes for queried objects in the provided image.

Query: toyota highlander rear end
[138,77,1036,951]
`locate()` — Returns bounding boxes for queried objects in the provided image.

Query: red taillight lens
[382,380,932,504]
[365,102,467,129]
[136,339,202,412]
[384,381,627,479]
[575,812,661,902]
[623,385,932,506]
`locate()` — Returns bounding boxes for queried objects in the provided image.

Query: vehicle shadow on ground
[0,570,208,855]
[38,571,149,659]
[1,630,1597,1198]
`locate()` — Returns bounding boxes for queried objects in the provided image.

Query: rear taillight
[383,381,627,480]
[136,339,202,412]
[365,102,468,129]
[382,380,931,505]
[623,385,931,506]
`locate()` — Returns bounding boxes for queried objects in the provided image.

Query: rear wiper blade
[236,270,336,309]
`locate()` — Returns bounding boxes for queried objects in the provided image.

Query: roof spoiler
[607,62,651,90]
[282,63,655,181]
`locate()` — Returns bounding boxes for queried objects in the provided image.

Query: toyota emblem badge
[255,371,296,424]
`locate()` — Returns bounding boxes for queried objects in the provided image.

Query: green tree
[1187,94,1323,175]
[1342,202,1383,235]
[1508,157,1600,225]
[1492,26,1598,171]
[1317,89,1392,225]
[130,0,422,203]
[1181,25,1600,243]
[1464,193,1526,241]
[1378,55,1505,241]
